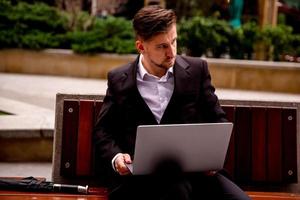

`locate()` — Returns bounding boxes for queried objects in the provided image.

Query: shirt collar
[138,54,174,81]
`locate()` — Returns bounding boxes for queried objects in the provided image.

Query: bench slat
[247,191,300,200]
[76,100,95,176]
[252,107,267,181]
[222,106,236,178]
[282,108,298,183]
[61,100,79,177]
[235,106,252,183]
[267,108,282,182]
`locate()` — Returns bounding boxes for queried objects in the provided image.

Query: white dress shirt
[137,54,174,123]
[112,54,175,170]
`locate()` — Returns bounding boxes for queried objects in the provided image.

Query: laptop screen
[128,122,233,175]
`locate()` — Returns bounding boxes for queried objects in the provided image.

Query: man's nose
[166,45,176,58]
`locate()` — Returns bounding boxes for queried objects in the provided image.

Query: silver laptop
[126,122,233,175]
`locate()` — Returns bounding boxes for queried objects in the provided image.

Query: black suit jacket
[94,55,227,181]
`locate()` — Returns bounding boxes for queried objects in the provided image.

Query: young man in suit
[94,5,250,200]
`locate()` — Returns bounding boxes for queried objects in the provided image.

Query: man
[94,5,250,200]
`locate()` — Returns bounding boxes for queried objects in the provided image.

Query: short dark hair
[133,5,176,41]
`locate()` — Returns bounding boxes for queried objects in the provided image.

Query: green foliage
[0,0,68,49]
[178,16,231,57]
[1,0,299,59]
[291,35,300,56]
[179,17,299,61]
[167,0,212,20]
[62,10,96,32]
[69,17,136,54]
[12,2,67,32]
[20,31,66,49]
[229,21,261,59]
[261,24,293,61]
[10,0,55,6]
[0,1,135,54]
[114,0,144,19]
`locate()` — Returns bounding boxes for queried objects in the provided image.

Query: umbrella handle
[53,184,89,194]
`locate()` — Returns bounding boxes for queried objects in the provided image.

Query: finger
[116,160,131,175]
[118,166,131,175]
[123,154,132,164]
[114,155,126,170]
[115,154,130,174]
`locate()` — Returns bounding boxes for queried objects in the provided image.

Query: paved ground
[0,73,107,131]
[0,162,53,180]
[0,72,107,181]
[1,72,300,181]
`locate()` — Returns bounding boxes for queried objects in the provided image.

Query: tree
[55,0,87,30]
[114,0,144,19]
[166,0,214,19]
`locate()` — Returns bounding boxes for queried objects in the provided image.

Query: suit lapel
[160,56,191,124]
[120,56,158,124]
[172,56,192,96]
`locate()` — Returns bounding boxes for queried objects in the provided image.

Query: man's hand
[114,153,132,175]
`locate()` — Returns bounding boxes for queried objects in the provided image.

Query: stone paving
[0,73,107,181]
[0,73,107,131]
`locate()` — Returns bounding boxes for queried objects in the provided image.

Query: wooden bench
[52,93,299,196]
[1,190,300,200]
[247,191,300,199]
[0,189,108,200]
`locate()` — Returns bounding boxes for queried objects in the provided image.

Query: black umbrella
[0,176,88,194]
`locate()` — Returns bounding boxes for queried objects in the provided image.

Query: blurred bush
[0,0,299,59]
[0,0,136,54]
[228,21,260,59]
[260,24,293,61]
[178,16,231,57]
[68,16,136,54]
[178,16,300,60]
[0,0,68,49]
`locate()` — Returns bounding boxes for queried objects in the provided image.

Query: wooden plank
[282,108,298,183]
[76,100,95,176]
[235,106,252,183]
[3,190,300,200]
[0,189,108,200]
[247,191,300,200]
[61,100,79,177]
[267,108,282,182]
[222,106,235,179]
[251,107,267,182]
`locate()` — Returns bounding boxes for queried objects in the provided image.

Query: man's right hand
[114,153,132,175]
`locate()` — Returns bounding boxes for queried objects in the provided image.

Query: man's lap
[108,172,250,200]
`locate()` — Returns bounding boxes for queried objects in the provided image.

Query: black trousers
[108,171,251,200]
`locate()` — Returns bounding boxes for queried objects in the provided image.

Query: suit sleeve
[200,60,227,123]
[93,73,122,164]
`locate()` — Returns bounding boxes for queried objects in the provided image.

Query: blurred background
[0,0,300,62]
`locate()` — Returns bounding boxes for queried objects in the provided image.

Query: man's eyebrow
[156,37,177,46]
[156,43,168,47]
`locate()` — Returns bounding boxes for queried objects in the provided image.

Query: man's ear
[136,40,144,53]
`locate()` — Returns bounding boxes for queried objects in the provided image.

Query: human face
[136,24,177,77]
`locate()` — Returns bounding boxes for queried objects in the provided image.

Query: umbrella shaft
[53,184,88,194]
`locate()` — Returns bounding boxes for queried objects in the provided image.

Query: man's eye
[157,45,167,49]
